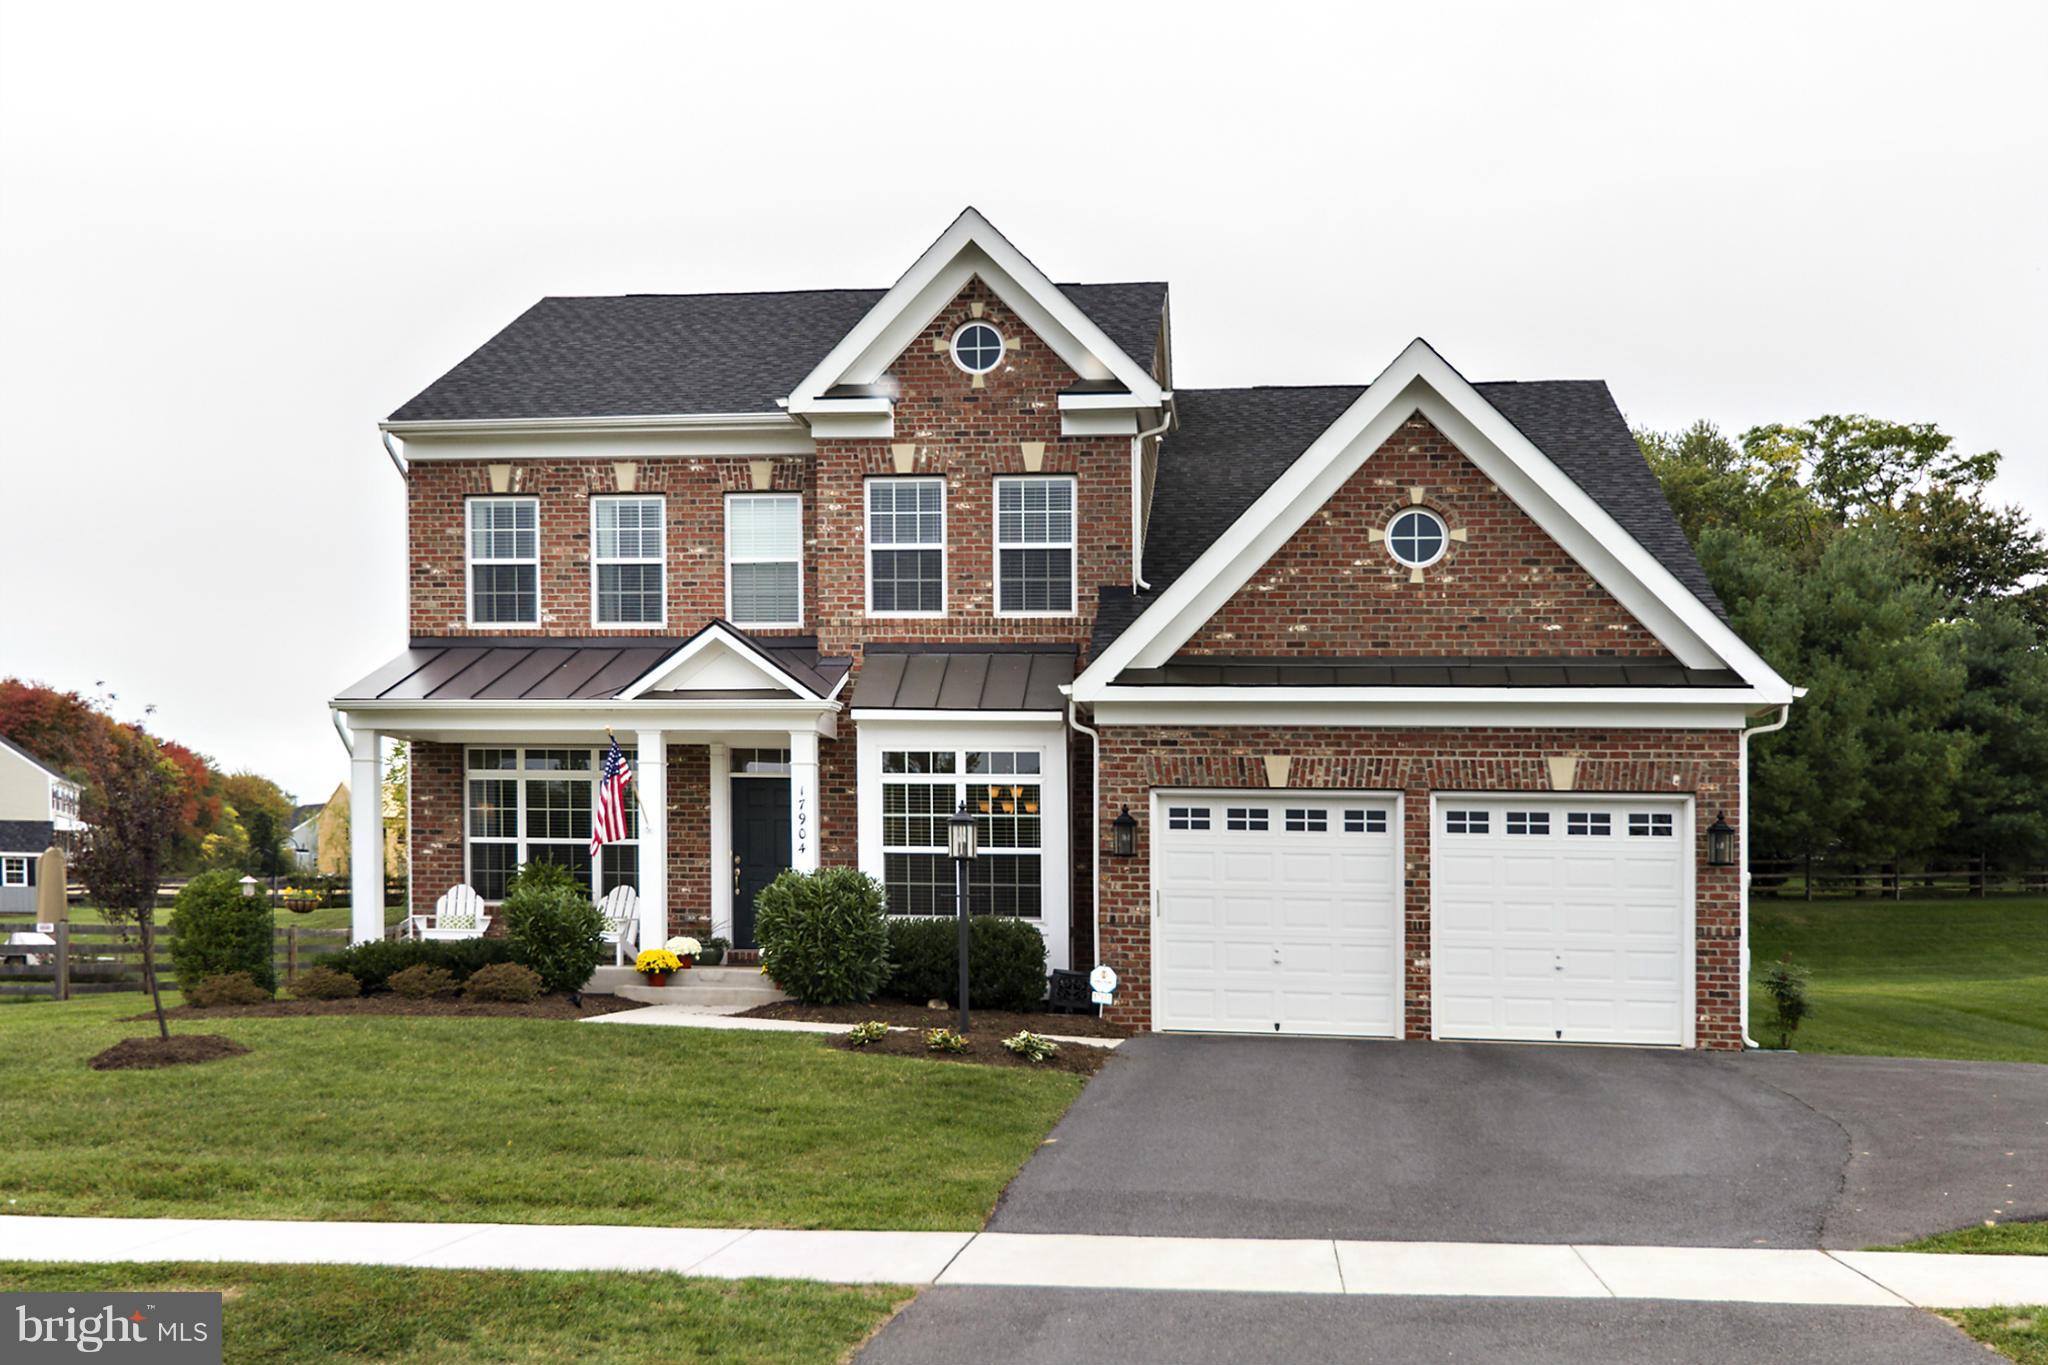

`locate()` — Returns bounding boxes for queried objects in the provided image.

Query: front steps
[584,963,789,1009]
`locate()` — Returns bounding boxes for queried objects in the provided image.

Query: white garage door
[1153,794,1401,1037]
[1432,798,1691,1046]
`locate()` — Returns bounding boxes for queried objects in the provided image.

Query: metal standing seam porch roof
[335,632,851,704]
[849,648,1077,712]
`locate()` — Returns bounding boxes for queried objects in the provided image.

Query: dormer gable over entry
[785,208,1168,440]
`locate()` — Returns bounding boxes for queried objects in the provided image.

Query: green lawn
[1748,896,2048,1063]
[59,901,405,932]
[0,993,1083,1230]
[1895,1222,2048,1255]
[1948,1308,2048,1364]
[0,1261,908,1365]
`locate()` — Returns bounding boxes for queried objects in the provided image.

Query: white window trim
[461,746,639,904]
[590,494,668,629]
[1386,506,1450,569]
[993,474,1078,619]
[723,492,804,629]
[1,857,26,886]
[465,496,541,629]
[855,716,1070,970]
[950,320,1005,374]
[865,477,948,618]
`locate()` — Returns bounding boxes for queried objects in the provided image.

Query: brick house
[332,209,1795,1049]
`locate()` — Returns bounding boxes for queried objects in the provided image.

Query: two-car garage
[1151,792,1693,1047]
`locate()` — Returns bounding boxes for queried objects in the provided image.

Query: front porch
[332,625,850,955]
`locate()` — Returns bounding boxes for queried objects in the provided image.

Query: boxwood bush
[168,870,276,993]
[754,867,889,1005]
[322,937,517,992]
[501,861,604,995]
[884,916,1048,1011]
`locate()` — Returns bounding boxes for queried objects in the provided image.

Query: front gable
[1183,413,1668,657]
[1076,339,1795,705]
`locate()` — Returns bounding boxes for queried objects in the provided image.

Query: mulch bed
[90,1034,251,1071]
[126,993,641,1022]
[829,1027,1113,1075]
[741,999,1132,1038]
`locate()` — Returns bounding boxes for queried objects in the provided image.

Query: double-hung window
[468,497,538,625]
[726,494,803,627]
[592,496,665,625]
[995,476,1075,614]
[880,748,1043,918]
[465,747,638,902]
[867,478,945,614]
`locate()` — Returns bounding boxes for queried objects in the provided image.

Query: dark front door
[731,778,791,949]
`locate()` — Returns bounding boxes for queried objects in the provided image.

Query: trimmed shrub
[388,963,459,999]
[753,867,890,1006]
[502,861,604,995]
[168,870,276,994]
[462,961,543,1003]
[289,965,360,1000]
[188,971,272,1007]
[322,937,517,992]
[884,916,1048,1011]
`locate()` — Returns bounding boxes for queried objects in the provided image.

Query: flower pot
[678,958,693,970]
[643,971,670,987]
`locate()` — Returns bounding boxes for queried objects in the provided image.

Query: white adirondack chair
[597,884,639,965]
[406,885,492,941]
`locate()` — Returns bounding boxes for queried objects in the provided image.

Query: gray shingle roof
[388,282,1167,423]
[0,819,54,854]
[1094,381,1725,658]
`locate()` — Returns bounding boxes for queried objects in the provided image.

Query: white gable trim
[1073,340,1794,704]
[618,624,826,701]
[786,208,1163,413]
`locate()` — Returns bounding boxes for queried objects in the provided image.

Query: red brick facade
[1090,725,1745,1048]
[1183,415,1667,658]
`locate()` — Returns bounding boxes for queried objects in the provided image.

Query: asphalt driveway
[988,1034,2048,1248]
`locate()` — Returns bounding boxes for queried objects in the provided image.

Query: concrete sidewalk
[3,1217,2040,1309]
[585,1002,1123,1048]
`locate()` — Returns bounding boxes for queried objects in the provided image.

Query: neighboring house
[288,801,325,871]
[288,784,402,877]
[332,209,1794,1049]
[0,735,82,915]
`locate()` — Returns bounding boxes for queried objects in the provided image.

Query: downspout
[1130,398,1174,591]
[1738,703,1793,1049]
[1065,688,1102,970]
[382,431,409,477]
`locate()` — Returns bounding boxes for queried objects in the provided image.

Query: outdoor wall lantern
[948,802,978,1035]
[1111,805,1138,858]
[1707,812,1736,867]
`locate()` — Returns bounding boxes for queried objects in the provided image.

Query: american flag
[590,737,634,856]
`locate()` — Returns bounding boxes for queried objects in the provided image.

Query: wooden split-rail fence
[0,914,349,1001]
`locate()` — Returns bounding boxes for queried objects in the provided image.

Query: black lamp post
[1111,806,1138,858]
[948,801,978,1034]
[1707,812,1736,867]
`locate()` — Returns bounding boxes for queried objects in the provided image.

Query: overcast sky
[2,0,2042,801]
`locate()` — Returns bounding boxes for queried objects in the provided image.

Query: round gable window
[1386,508,1448,567]
[951,321,1004,374]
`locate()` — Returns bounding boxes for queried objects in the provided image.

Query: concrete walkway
[586,1002,1123,1049]
[3,1217,2040,1309]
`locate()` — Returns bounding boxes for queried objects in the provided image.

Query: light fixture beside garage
[1111,805,1138,858]
[1707,812,1736,867]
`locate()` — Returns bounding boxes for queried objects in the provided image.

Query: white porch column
[348,724,384,944]
[708,742,733,941]
[788,729,819,872]
[636,731,667,953]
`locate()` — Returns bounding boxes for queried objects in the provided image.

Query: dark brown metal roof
[1114,655,1746,688]
[851,647,1077,711]
[336,626,850,703]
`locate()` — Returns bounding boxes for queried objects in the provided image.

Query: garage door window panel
[1445,810,1490,834]
[1226,807,1269,832]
